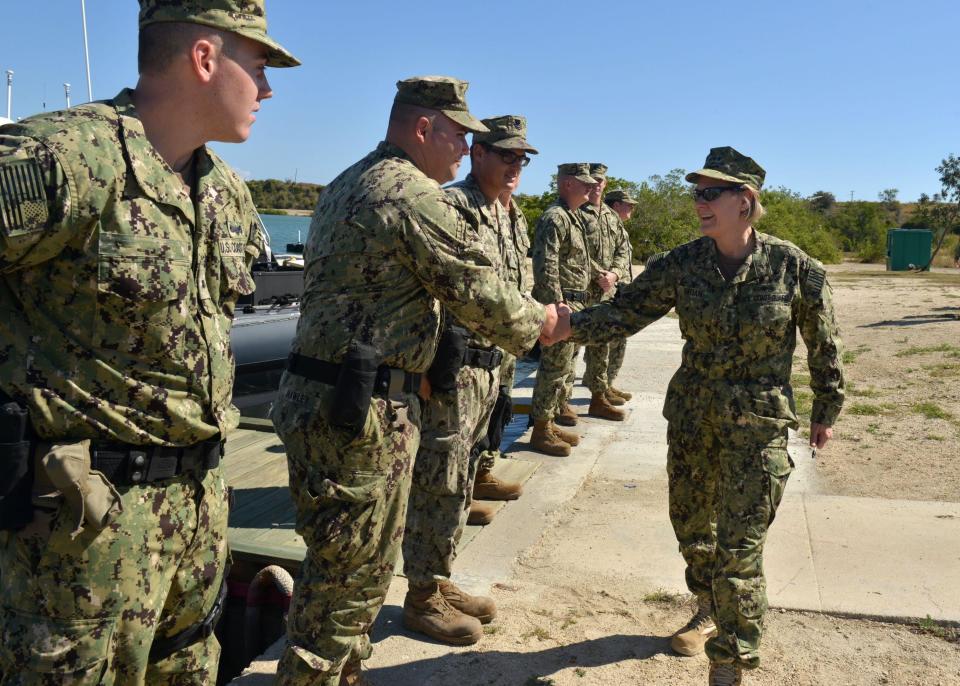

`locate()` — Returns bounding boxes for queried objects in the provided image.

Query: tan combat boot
[530,419,571,456]
[671,596,717,656]
[339,660,370,686]
[555,402,579,426]
[604,389,626,406]
[588,392,626,421]
[437,578,497,623]
[473,467,522,500]
[550,422,581,446]
[708,663,742,685]
[609,386,632,401]
[403,582,483,645]
[467,500,496,525]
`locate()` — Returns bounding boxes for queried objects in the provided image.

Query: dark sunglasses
[692,185,743,202]
[484,145,531,167]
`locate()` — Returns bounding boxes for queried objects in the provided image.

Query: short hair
[138,22,227,75]
[388,101,437,128]
[742,186,766,222]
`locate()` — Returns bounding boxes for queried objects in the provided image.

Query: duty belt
[562,289,588,303]
[463,346,503,370]
[286,352,422,397]
[89,436,223,486]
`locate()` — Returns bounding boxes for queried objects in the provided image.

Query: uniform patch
[804,266,826,298]
[0,158,48,233]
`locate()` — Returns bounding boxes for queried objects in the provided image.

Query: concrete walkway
[231,317,960,684]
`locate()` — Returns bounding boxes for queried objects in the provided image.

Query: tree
[808,190,836,214]
[758,188,841,263]
[878,187,901,225]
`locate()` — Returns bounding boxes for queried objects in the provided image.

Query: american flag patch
[0,159,48,233]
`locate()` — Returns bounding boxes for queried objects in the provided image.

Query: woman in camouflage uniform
[555,147,845,685]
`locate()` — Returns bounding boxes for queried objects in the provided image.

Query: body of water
[260,213,312,252]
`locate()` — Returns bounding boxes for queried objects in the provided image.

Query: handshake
[540,303,573,346]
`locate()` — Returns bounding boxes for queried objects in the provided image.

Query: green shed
[886,229,932,271]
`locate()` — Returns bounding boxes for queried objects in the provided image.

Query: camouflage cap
[589,163,608,180]
[138,0,300,68]
[557,162,597,185]
[604,188,638,204]
[473,115,538,154]
[685,146,765,190]
[394,76,488,133]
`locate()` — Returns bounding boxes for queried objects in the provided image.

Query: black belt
[286,352,422,397]
[463,346,503,370]
[562,289,588,303]
[90,436,223,486]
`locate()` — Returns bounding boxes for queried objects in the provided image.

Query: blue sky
[2,1,957,201]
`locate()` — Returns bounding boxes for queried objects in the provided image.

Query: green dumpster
[886,228,932,271]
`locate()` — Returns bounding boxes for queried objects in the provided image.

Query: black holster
[471,385,513,460]
[0,393,33,532]
[328,341,379,434]
[427,325,467,393]
[149,566,230,662]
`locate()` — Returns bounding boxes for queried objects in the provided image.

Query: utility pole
[849,190,854,202]
[64,83,72,109]
[80,0,93,101]
[5,70,12,120]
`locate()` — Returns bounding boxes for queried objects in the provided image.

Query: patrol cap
[473,115,538,154]
[589,163,608,180]
[557,162,597,185]
[138,0,300,68]
[605,189,637,204]
[685,146,765,190]
[394,76,488,133]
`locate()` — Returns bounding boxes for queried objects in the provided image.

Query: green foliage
[756,188,842,263]
[825,201,890,261]
[247,179,324,211]
[913,402,952,420]
[627,169,700,261]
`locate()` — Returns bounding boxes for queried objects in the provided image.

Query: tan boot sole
[403,611,482,645]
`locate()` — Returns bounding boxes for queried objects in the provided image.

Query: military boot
[473,467,522,500]
[403,582,483,645]
[708,663,743,686]
[588,392,625,421]
[670,596,717,656]
[530,419,571,457]
[609,386,632,401]
[339,660,370,686]
[437,578,497,623]
[555,402,579,426]
[467,500,497,525]
[604,389,626,406]
[550,422,581,446]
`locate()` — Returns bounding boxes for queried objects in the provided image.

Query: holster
[328,341,379,434]
[487,385,514,453]
[427,325,468,393]
[0,398,33,532]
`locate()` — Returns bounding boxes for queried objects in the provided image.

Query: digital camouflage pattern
[571,231,844,668]
[0,89,260,684]
[473,114,538,153]
[581,202,632,393]
[0,464,228,684]
[402,173,508,584]
[272,376,418,686]
[403,364,498,585]
[685,146,766,191]
[274,141,544,685]
[0,90,263,446]
[137,0,300,67]
[531,200,591,420]
[556,162,597,185]
[393,77,487,133]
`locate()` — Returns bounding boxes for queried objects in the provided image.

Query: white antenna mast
[80,0,93,101]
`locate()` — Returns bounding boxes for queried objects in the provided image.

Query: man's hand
[540,302,572,345]
[596,271,618,294]
[809,423,833,450]
[540,303,559,344]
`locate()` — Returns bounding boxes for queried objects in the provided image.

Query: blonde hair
[742,186,766,222]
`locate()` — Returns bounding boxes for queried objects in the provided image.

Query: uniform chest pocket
[218,246,256,299]
[95,233,192,360]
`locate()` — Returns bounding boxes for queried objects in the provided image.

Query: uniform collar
[706,229,772,284]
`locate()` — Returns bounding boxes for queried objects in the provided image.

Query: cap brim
[685,168,746,187]
[487,137,539,154]
[574,175,598,185]
[234,27,301,67]
[442,109,489,133]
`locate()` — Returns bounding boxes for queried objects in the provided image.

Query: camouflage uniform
[570,229,844,669]
[581,196,632,395]
[477,197,530,472]
[605,217,633,384]
[402,173,509,585]
[530,164,595,422]
[272,78,544,686]
[0,89,267,683]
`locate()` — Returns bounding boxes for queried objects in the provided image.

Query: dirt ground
[796,262,960,501]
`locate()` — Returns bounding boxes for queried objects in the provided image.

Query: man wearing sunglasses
[581,163,633,422]
[530,163,598,456]
[401,114,538,646]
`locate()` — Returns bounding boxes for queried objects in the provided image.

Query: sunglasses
[484,146,531,167]
[692,185,743,202]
